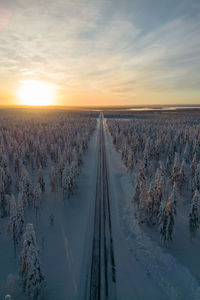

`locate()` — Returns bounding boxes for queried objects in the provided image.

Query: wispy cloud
[0,0,199,104]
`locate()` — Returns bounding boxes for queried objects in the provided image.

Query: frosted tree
[189,190,200,238]
[159,200,176,244]
[8,194,17,252]
[190,153,197,177]
[38,166,45,192]
[183,143,190,164]
[179,159,187,189]
[62,164,76,197]
[66,170,77,197]
[153,173,163,222]
[170,153,180,185]
[50,166,57,192]
[143,139,151,176]
[19,223,46,300]
[146,182,155,224]
[20,166,33,206]
[133,163,146,209]
[15,192,25,243]
[1,193,10,217]
[9,193,24,249]
[158,202,168,244]
[170,183,178,209]
[192,162,200,194]
[33,184,42,218]
[156,162,166,187]
[166,200,176,241]
[62,165,69,194]
[0,166,6,197]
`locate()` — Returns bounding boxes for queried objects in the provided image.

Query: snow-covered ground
[0,117,99,300]
[104,117,200,300]
[1,112,200,300]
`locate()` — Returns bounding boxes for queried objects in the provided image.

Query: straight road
[85,113,116,300]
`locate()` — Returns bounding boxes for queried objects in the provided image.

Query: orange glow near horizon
[17,80,58,106]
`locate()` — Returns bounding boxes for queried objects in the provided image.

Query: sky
[0,0,200,106]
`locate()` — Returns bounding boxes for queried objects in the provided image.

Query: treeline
[0,111,96,299]
[107,116,200,244]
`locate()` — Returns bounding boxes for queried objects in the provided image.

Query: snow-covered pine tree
[179,159,187,186]
[66,168,77,197]
[170,153,180,185]
[15,192,25,243]
[183,142,190,164]
[133,163,146,209]
[33,184,42,218]
[143,138,150,176]
[189,190,200,238]
[19,223,46,300]
[8,194,17,250]
[50,166,57,192]
[38,166,45,192]
[166,200,176,241]
[158,202,168,244]
[146,182,155,224]
[192,162,200,194]
[158,200,176,244]
[62,165,69,195]
[0,166,6,198]
[20,165,33,206]
[1,194,10,217]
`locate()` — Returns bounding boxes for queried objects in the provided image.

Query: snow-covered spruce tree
[146,182,155,224]
[15,192,25,243]
[9,193,24,248]
[50,166,57,192]
[0,166,6,197]
[66,169,77,197]
[192,162,200,194]
[170,153,180,185]
[143,139,151,176]
[33,184,42,218]
[62,165,69,195]
[20,165,33,206]
[190,152,197,177]
[183,142,191,164]
[170,183,178,208]
[158,200,176,244]
[166,200,176,241]
[133,163,146,209]
[0,155,12,194]
[158,202,168,244]
[19,223,46,300]
[38,166,45,192]
[189,190,200,238]
[179,159,187,189]
[9,194,17,246]
[62,164,77,197]
[1,194,10,217]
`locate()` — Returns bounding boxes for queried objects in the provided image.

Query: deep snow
[1,114,200,299]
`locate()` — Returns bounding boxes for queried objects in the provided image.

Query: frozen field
[0,108,200,300]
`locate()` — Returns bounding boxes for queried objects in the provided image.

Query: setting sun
[17,80,57,106]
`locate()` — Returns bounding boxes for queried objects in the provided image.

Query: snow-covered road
[84,113,116,300]
[80,115,168,300]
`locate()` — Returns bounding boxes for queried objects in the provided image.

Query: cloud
[0,0,199,104]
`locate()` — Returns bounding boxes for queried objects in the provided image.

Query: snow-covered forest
[2,109,200,300]
[107,115,200,243]
[0,110,96,299]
